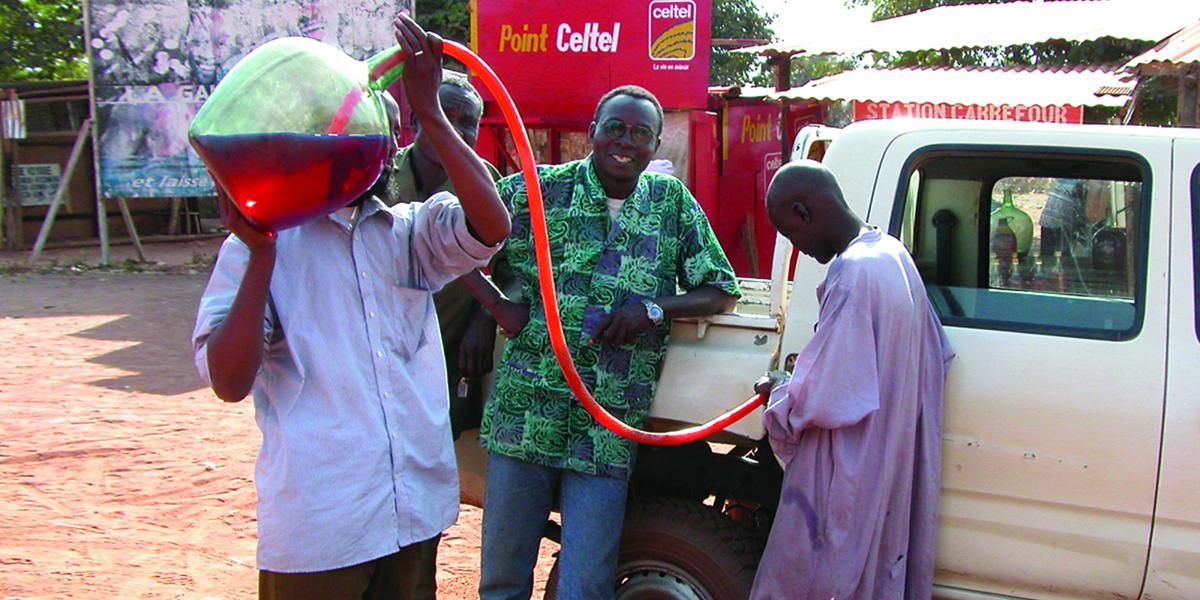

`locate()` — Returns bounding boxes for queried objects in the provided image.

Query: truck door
[870,129,1170,599]
[1143,138,1200,599]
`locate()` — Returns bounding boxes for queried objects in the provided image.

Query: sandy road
[0,267,553,599]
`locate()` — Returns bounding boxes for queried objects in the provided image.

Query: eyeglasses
[599,119,656,146]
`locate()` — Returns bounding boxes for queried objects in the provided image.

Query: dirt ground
[0,238,555,599]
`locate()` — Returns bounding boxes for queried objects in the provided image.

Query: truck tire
[548,497,762,599]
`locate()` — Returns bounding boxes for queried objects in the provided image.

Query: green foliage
[847,0,1005,21]
[845,0,1174,125]
[711,0,776,85]
[414,0,471,45]
[0,1,88,82]
[790,53,857,87]
[867,39,1151,70]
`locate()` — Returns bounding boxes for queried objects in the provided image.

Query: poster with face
[87,0,413,198]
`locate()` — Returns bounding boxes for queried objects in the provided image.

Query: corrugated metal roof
[742,0,1200,57]
[1124,19,1200,71]
[752,66,1130,107]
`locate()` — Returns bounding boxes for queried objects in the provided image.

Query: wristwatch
[641,299,665,325]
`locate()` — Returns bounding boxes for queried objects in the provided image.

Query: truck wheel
[614,498,761,600]
[544,498,761,600]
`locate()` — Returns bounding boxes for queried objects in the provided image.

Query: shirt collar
[325,195,392,228]
[581,155,650,214]
[359,195,390,220]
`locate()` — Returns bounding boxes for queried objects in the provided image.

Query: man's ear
[587,121,597,141]
[791,199,811,223]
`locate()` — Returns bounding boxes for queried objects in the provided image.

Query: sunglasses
[599,119,656,146]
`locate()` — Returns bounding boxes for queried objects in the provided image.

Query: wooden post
[1194,67,1200,128]
[28,119,92,264]
[96,194,109,266]
[167,197,181,235]
[0,119,7,249]
[2,141,20,250]
[116,197,145,261]
[6,89,22,249]
[770,54,792,92]
[1179,67,1199,128]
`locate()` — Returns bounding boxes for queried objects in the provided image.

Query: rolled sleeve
[410,191,502,292]
[192,235,275,385]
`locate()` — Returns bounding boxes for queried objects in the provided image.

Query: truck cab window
[893,151,1147,340]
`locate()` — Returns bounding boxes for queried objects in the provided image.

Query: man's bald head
[766,160,864,264]
[767,160,847,213]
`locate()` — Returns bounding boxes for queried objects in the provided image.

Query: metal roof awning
[1124,20,1200,74]
[741,0,1200,57]
[748,66,1130,108]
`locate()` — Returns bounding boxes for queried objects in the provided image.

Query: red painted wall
[471,0,712,121]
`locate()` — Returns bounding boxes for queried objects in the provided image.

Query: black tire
[547,497,762,600]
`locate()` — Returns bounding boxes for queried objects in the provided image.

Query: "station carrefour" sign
[853,100,1084,124]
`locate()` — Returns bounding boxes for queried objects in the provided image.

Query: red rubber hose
[390,41,766,445]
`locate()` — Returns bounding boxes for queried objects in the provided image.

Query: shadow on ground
[1,272,211,396]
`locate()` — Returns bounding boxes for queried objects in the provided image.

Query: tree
[414,0,471,46]
[844,0,1174,124]
[0,1,88,82]
[710,0,776,85]
[848,0,1004,21]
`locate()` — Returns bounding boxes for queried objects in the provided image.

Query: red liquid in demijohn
[191,133,390,232]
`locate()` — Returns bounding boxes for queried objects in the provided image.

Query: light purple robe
[751,230,954,600]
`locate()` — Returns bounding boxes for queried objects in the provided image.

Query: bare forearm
[458,269,505,314]
[205,249,275,402]
[656,286,738,320]
[419,117,510,245]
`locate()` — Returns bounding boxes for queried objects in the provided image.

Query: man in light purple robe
[751,160,954,600]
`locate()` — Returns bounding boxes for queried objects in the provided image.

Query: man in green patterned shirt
[474,86,741,600]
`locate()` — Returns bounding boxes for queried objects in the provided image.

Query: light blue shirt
[192,193,498,572]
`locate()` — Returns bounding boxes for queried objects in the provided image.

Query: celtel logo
[648,0,695,61]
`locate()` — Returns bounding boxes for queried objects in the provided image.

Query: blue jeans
[479,452,629,600]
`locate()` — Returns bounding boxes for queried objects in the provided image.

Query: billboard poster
[471,0,711,123]
[86,0,413,199]
[853,100,1084,124]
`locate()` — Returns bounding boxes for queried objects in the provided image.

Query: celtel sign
[474,0,711,119]
[648,0,695,60]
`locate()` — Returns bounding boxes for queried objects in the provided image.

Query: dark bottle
[991,218,1018,287]
[1092,228,1127,273]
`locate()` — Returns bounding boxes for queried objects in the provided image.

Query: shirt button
[376,350,384,358]
[369,311,377,318]
[383,391,391,398]
[391,433,397,440]
[361,271,369,279]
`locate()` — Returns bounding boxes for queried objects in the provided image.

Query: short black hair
[593,85,664,135]
[440,69,483,113]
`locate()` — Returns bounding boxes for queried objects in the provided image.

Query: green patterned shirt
[480,157,740,479]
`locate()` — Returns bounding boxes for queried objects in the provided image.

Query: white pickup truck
[457,119,1200,600]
